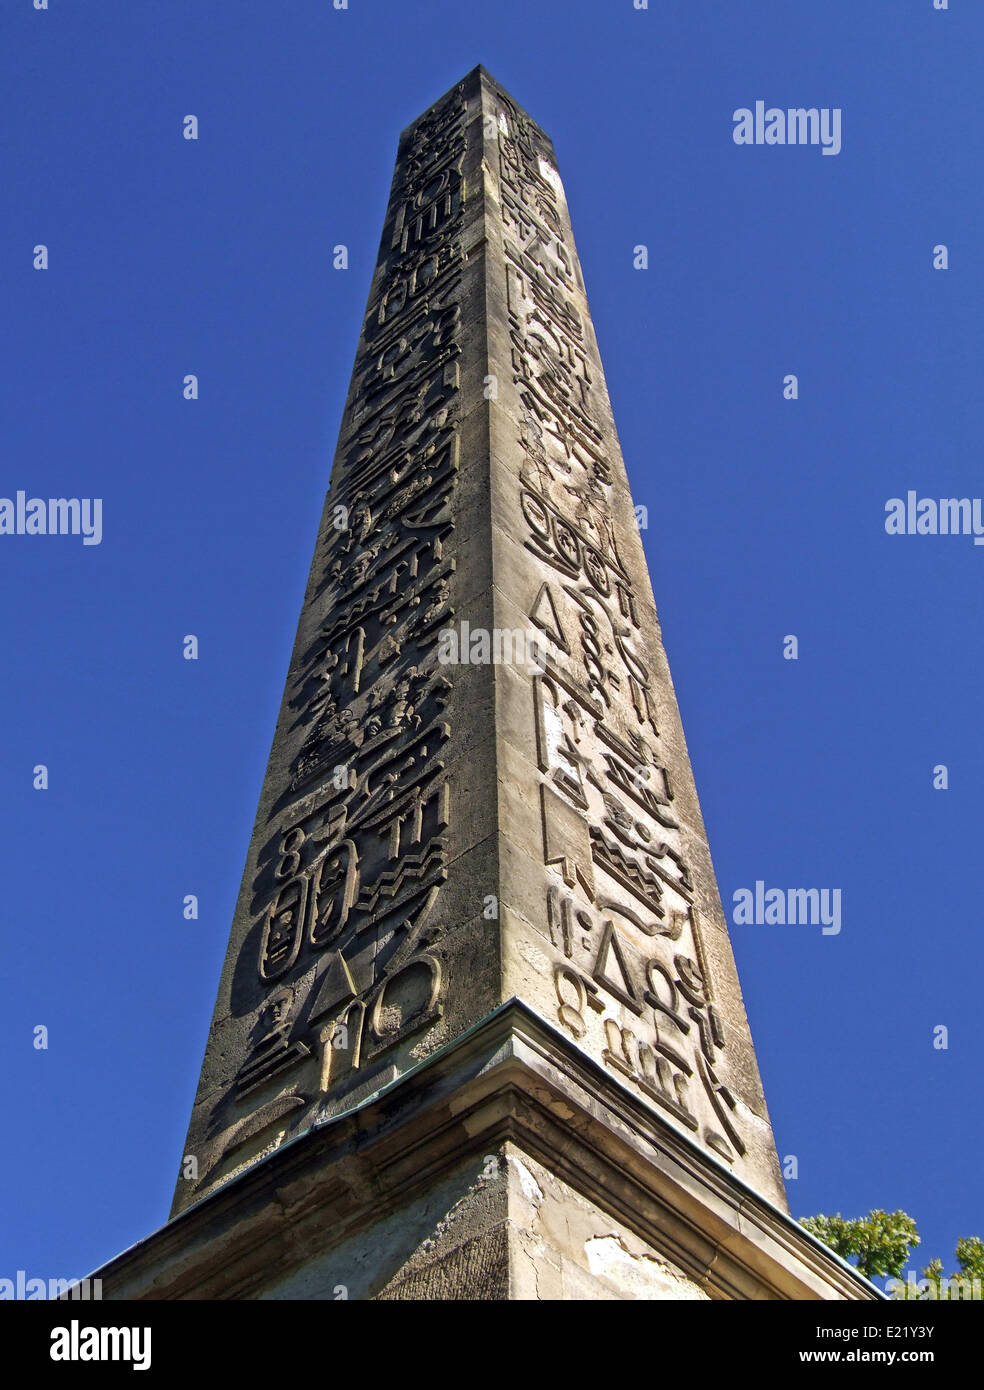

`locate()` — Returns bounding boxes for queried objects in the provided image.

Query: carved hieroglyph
[171,68,787,1217]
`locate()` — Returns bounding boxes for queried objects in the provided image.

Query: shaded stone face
[171,66,786,1219]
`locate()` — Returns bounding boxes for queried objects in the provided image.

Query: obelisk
[95,67,875,1300]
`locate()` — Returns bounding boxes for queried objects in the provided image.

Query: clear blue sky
[1,0,979,1294]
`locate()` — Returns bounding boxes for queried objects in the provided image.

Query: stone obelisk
[96,68,875,1300]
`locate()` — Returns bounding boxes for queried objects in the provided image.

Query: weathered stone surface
[90,67,877,1300]
[167,64,787,1231]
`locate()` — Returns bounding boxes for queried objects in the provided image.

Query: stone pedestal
[97,1004,873,1300]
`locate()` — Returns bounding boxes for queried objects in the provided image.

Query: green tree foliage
[801,1210,983,1299]
[800,1209,918,1280]
[892,1237,984,1301]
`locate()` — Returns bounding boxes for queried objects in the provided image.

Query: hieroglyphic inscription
[223,84,470,1133]
[494,92,747,1164]
[175,75,762,1215]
